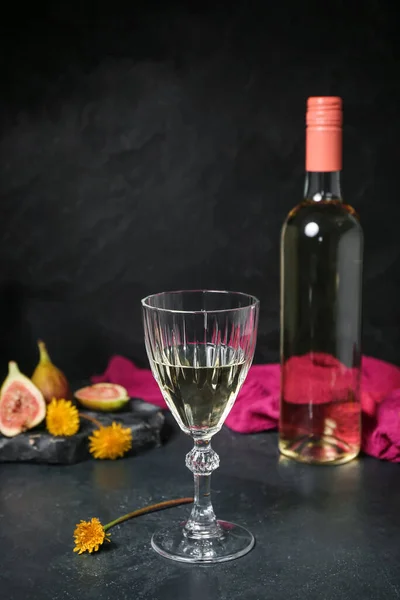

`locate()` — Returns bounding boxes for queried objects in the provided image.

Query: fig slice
[0,361,46,437]
[74,383,130,412]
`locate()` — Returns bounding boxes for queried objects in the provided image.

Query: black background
[0,0,399,381]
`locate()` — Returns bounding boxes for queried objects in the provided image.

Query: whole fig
[31,340,71,403]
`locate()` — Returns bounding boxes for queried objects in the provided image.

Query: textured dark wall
[0,1,399,380]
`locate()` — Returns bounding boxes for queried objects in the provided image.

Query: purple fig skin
[31,340,72,404]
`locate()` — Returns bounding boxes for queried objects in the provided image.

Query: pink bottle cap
[307,96,343,127]
[306,96,343,172]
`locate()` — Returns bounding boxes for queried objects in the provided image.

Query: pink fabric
[92,355,400,463]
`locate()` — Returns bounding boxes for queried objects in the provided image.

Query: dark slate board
[0,399,165,464]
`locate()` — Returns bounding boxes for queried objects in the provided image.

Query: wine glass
[141,290,260,563]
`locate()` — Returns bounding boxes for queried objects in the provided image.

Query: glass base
[151,520,255,564]
[279,434,360,465]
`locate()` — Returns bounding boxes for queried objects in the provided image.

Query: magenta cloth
[92,355,400,463]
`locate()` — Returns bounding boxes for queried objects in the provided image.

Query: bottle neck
[304,171,342,202]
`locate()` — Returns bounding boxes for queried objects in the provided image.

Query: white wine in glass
[142,290,259,563]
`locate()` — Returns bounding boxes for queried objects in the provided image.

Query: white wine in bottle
[279,97,363,465]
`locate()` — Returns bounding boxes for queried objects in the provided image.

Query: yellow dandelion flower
[73,517,111,554]
[89,422,132,460]
[73,498,194,555]
[46,399,80,436]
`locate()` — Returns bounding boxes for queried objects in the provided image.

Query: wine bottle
[279,96,363,465]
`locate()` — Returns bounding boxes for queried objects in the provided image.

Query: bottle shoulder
[282,200,363,236]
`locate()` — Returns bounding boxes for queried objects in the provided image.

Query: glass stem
[184,439,221,539]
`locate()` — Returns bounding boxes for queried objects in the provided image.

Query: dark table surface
[1,415,399,600]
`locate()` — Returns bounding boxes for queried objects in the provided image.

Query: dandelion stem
[79,413,103,429]
[103,497,194,532]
